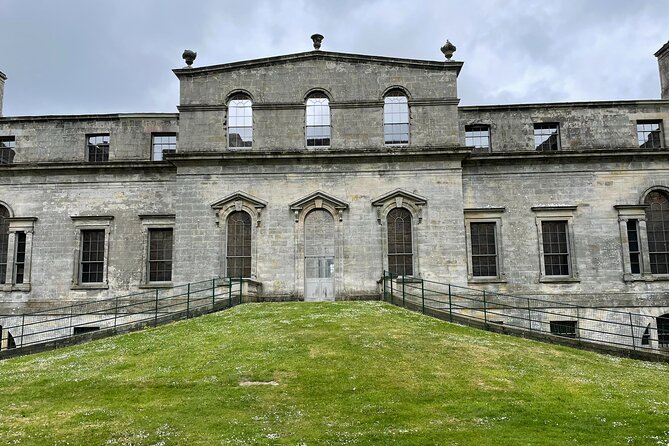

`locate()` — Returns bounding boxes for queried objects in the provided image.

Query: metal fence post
[483,290,487,325]
[228,278,233,307]
[212,278,216,309]
[239,276,243,304]
[154,289,159,326]
[20,313,25,348]
[629,312,636,350]
[383,271,387,301]
[421,278,425,314]
[114,295,119,328]
[448,284,452,322]
[402,276,405,306]
[186,283,191,318]
[389,272,394,304]
[527,298,532,331]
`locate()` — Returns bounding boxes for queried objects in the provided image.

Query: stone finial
[182,49,197,67]
[440,40,456,61]
[311,34,324,50]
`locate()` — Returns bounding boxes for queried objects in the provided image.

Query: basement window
[550,320,577,337]
[73,326,100,335]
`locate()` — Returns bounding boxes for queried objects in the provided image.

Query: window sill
[71,283,109,290]
[139,282,174,289]
[1,283,31,292]
[390,276,423,284]
[539,276,580,283]
[624,273,669,282]
[468,277,507,284]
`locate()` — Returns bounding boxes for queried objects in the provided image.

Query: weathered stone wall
[172,153,468,298]
[459,102,669,151]
[462,154,669,306]
[0,114,178,162]
[657,42,669,100]
[0,166,176,313]
[177,55,461,151]
[0,72,5,117]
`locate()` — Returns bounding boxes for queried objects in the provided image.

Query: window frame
[305,92,331,148]
[0,136,16,165]
[533,206,579,282]
[616,189,669,282]
[383,89,410,146]
[151,133,177,161]
[225,211,252,278]
[550,320,578,338]
[533,122,561,151]
[636,120,664,149]
[227,94,253,148]
[465,124,491,152]
[71,216,113,289]
[139,214,175,287]
[464,208,506,283]
[86,133,110,163]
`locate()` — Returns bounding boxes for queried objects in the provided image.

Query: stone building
[0,37,668,348]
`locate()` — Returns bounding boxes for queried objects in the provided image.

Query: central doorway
[304,209,335,301]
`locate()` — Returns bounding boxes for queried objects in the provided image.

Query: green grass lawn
[0,301,668,445]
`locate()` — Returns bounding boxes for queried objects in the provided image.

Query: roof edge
[655,41,669,58]
[0,71,6,81]
[459,99,669,111]
[0,112,179,122]
[173,50,463,76]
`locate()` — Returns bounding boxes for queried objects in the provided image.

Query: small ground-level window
[550,320,577,337]
[73,326,100,335]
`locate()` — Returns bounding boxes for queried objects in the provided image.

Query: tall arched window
[384,90,409,145]
[645,190,669,274]
[306,92,331,147]
[228,94,253,148]
[226,211,252,277]
[387,208,413,276]
[0,205,8,284]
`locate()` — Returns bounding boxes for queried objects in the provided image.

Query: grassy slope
[0,302,667,446]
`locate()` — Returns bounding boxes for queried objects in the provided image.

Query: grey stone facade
[0,40,669,348]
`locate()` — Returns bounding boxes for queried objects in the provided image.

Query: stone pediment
[174,51,462,77]
[210,191,267,210]
[371,189,427,224]
[210,191,267,226]
[289,191,349,222]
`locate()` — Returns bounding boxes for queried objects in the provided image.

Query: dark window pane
[534,123,560,151]
[637,121,663,149]
[550,320,577,337]
[227,211,252,277]
[148,228,173,282]
[470,222,497,277]
[87,134,110,162]
[387,208,413,276]
[14,232,26,284]
[0,206,9,284]
[542,221,570,276]
[80,230,105,283]
[645,191,669,275]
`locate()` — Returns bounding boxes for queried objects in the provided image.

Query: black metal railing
[0,277,243,353]
[381,271,669,355]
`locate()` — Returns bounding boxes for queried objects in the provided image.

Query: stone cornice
[0,113,179,123]
[464,148,669,166]
[459,99,669,112]
[173,50,463,77]
[0,160,176,174]
[177,98,460,112]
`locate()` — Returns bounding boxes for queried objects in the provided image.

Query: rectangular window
[0,136,16,164]
[465,125,491,152]
[86,134,110,162]
[534,123,560,151]
[626,219,641,274]
[550,320,577,337]
[80,229,105,283]
[73,326,100,335]
[470,222,497,277]
[148,228,173,282]
[637,120,663,149]
[152,133,177,161]
[14,232,26,284]
[541,220,570,276]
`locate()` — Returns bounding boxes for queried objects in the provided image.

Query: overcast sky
[2,0,668,116]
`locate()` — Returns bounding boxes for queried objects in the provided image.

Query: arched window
[226,211,252,277]
[0,205,8,284]
[645,190,669,274]
[228,94,253,148]
[658,314,669,348]
[387,208,413,276]
[306,92,330,147]
[384,90,409,145]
